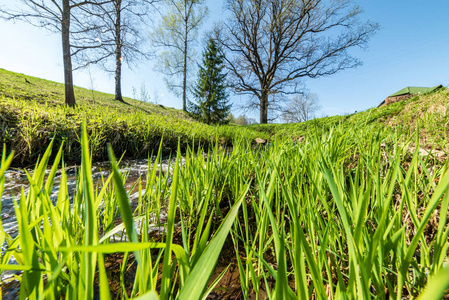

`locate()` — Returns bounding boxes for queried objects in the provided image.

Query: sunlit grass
[0,69,266,166]
[0,121,250,299]
[1,68,449,298]
[1,120,448,299]
[251,89,449,151]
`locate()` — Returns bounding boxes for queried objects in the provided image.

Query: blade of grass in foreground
[15,190,44,299]
[417,264,449,300]
[160,142,182,299]
[256,161,297,300]
[132,290,160,300]
[0,145,14,247]
[79,120,101,299]
[320,154,368,299]
[177,184,250,300]
[59,242,184,255]
[107,143,146,294]
[401,166,449,279]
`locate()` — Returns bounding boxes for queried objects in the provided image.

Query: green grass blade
[178,184,250,300]
[417,264,449,300]
[160,142,181,298]
[132,290,160,300]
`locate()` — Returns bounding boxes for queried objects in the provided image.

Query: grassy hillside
[0,68,187,118]
[0,68,266,165]
[253,88,449,150]
[1,68,448,165]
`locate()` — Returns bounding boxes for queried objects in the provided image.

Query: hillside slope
[1,70,449,299]
[0,69,265,165]
[252,88,449,150]
[0,68,190,119]
[1,68,447,165]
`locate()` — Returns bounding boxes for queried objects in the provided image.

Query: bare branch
[151,0,208,111]
[216,0,379,123]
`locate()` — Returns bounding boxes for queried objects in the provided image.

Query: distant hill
[0,68,264,166]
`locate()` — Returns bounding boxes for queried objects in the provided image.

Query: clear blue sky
[1,0,448,121]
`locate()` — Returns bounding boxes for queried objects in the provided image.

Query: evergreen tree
[189,38,231,124]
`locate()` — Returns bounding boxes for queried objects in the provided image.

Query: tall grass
[1,121,448,299]
[0,121,249,299]
[251,89,449,152]
[0,95,266,166]
[230,126,449,299]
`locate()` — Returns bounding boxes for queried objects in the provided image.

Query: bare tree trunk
[260,91,268,124]
[114,0,124,102]
[62,0,76,107]
[182,22,188,112]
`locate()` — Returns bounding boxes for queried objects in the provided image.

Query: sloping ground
[387,90,449,147]
[1,67,447,165]
[253,89,449,151]
[0,68,187,118]
[0,69,265,166]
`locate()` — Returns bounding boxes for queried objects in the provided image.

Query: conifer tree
[189,38,231,124]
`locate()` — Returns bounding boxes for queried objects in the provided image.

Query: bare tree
[73,0,158,102]
[152,89,161,104]
[152,0,208,111]
[0,0,111,106]
[215,0,379,123]
[234,115,257,125]
[282,93,320,123]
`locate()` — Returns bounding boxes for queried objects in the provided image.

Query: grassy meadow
[0,68,266,166]
[1,69,449,299]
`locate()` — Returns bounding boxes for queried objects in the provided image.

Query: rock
[255,138,266,144]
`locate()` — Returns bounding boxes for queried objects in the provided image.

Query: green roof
[388,85,442,97]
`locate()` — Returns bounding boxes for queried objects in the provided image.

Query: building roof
[388,85,443,97]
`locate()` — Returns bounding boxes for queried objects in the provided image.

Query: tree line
[0,0,378,124]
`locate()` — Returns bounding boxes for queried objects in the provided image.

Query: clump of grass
[0,121,249,299]
[229,125,449,299]
[1,121,448,299]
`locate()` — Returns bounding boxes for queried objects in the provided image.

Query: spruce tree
[189,38,231,124]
